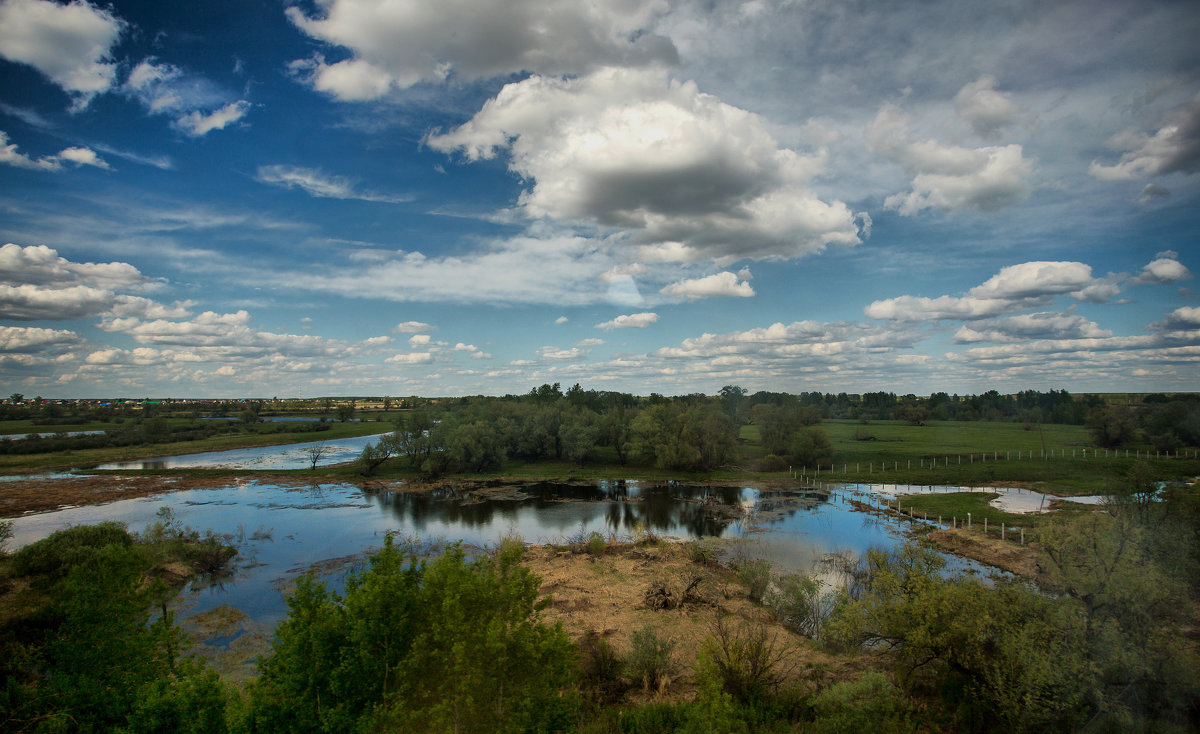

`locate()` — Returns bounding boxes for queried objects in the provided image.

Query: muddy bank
[0,474,345,517]
[922,527,1048,581]
[519,541,853,696]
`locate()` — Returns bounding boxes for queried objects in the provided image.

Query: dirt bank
[923,527,1049,581]
[0,474,336,517]
[521,540,854,696]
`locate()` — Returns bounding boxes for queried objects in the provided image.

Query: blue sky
[0,0,1198,398]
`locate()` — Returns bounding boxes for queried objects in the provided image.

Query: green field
[746,419,1199,495]
[1,414,1196,497]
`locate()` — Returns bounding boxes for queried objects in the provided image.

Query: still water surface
[7,478,1004,632]
[94,433,389,471]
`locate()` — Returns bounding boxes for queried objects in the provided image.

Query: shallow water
[0,430,107,440]
[6,479,1007,634]
[834,482,1106,514]
[93,433,390,470]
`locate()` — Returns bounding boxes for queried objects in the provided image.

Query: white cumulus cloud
[429,67,863,261]
[395,321,436,333]
[0,325,83,352]
[1,131,108,171]
[869,103,1034,215]
[1131,252,1192,285]
[866,261,1109,322]
[0,0,124,110]
[659,271,755,300]
[596,312,658,330]
[286,0,676,100]
[954,75,1022,139]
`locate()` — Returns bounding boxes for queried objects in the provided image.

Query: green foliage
[587,530,607,557]
[1,534,233,734]
[757,453,788,472]
[579,629,626,704]
[765,572,829,638]
[627,626,677,694]
[787,426,833,466]
[823,525,1200,732]
[630,403,737,471]
[9,521,134,580]
[1086,404,1138,447]
[122,659,233,734]
[246,536,579,733]
[695,615,791,705]
[735,559,771,603]
[807,672,916,733]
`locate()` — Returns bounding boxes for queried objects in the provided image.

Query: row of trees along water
[357,385,1200,476]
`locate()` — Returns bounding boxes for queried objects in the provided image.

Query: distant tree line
[356,385,1200,476]
[0,418,331,455]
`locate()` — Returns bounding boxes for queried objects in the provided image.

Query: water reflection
[6,479,1005,633]
[94,433,390,470]
[370,482,750,538]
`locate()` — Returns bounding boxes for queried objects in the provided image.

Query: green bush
[579,629,626,703]
[758,454,788,472]
[246,537,579,733]
[587,530,607,557]
[765,572,827,637]
[9,521,133,579]
[807,672,916,733]
[627,626,677,694]
[735,559,771,603]
[695,615,790,704]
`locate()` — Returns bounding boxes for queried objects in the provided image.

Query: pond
[5,479,1005,634]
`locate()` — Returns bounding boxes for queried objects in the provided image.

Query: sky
[0,0,1198,399]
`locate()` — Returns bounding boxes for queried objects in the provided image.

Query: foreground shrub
[695,615,792,704]
[9,521,133,580]
[765,572,830,638]
[735,559,770,603]
[807,672,916,733]
[587,530,607,557]
[579,629,626,704]
[245,537,579,733]
[627,626,677,694]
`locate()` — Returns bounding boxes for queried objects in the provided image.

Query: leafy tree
[559,410,599,466]
[246,537,578,733]
[719,385,748,422]
[1086,404,1137,447]
[1,527,233,733]
[358,433,400,475]
[447,420,505,472]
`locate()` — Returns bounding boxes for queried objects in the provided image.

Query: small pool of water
[93,433,390,471]
[0,430,107,440]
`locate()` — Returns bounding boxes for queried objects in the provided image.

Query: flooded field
[94,432,389,470]
[5,478,1010,629]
